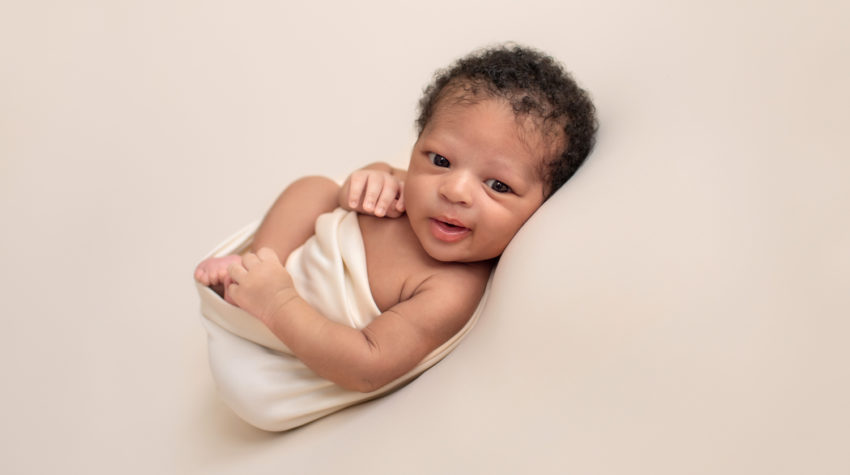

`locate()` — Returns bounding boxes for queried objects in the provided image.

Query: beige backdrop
[1,1,848,474]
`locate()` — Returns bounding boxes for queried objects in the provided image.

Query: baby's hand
[227,248,298,326]
[340,167,405,218]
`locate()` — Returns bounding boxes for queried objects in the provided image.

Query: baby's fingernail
[350,200,358,207]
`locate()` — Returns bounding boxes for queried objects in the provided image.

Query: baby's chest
[358,215,434,312]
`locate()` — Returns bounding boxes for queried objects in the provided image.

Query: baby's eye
[485,179,512,193]
[428,152,450,168]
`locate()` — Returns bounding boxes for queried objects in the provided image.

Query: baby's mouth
[429,218,470,242]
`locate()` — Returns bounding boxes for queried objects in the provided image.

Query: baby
[195,44,596,426]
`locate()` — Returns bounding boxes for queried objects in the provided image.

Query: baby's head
[404,44,597,263]
[416,43,597,199]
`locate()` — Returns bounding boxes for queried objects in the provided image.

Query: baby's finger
[374,182,399,217]
[241,251,260,269]
[384,206,403,218]
[347,173,367,209]
[227,263,247,282]
[396,182,405,212]
[227,282,239,301]
[361,175,384,212]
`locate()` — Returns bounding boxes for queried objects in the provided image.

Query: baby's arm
[339,162,408,218]
[251,175,340,260]
[227,248,489,393]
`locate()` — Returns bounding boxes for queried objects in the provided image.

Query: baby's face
[404,98,547,263]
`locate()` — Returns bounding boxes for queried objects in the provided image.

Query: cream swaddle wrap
[197,208,491,431]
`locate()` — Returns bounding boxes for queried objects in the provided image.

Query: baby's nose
[439,172,474,206]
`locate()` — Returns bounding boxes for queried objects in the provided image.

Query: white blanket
[197,208,491,431]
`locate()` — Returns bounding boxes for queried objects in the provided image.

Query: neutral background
[1,1,848,473]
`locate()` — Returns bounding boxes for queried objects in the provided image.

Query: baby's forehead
[430,95,562,154]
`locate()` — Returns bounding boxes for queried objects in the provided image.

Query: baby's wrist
[264,288,301,330]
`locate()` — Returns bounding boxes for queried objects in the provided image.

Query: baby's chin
[420,242,501,264]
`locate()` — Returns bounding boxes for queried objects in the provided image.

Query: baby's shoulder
[388,246,492,316]
[427,259,491,289]
[384,260,491,344]
[414,260,491,311]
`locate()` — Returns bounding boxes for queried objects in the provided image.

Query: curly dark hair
[416,44,597,198]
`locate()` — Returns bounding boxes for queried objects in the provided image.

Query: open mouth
[430,218,470,242]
